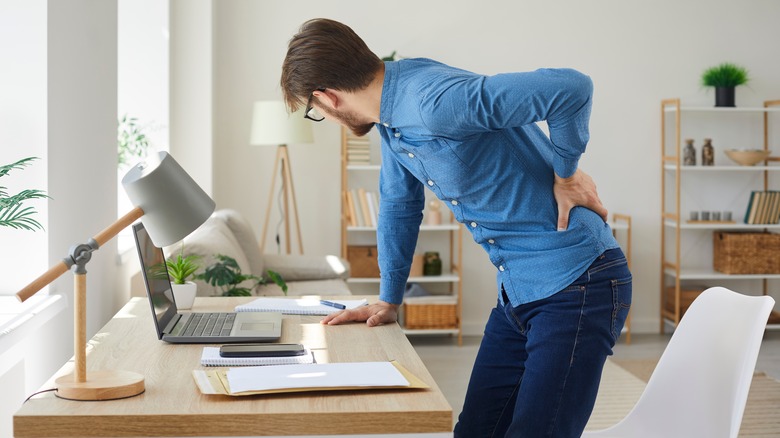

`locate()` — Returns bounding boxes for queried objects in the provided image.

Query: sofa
[178,209,351,297]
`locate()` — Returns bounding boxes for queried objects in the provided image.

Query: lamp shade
[250,100,313,146]
[122,151,215,247]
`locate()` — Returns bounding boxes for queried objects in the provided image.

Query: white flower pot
[171,281,197,310]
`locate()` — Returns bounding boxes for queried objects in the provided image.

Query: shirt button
[470,221,477,228]
[499,265,505,272]
[488,239,495,244]
[427,180,434,186]
[451,200,458,206]
[408,153,415,158]
[394,132,401,138]
[383,123,389,127]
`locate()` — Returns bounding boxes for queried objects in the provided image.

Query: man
[281,18,632,438]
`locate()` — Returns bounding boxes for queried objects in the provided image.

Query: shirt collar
[379,61,398,128]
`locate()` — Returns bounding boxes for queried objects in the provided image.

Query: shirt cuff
[554,155,580,179]
[379,278,407,305]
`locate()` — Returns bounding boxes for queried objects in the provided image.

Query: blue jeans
[454,248,632,438]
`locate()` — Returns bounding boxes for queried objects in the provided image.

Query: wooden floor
[410,330,780,429]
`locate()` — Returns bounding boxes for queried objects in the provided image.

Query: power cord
[24,388,57,403]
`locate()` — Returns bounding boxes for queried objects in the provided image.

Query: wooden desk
[14,297,452,437]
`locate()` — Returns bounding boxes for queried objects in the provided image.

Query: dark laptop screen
[132,222,179,338]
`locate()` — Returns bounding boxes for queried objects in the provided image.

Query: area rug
[586,358,780,436]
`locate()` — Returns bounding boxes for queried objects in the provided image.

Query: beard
[319,104,374,137]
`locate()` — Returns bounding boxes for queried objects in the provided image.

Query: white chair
[582,287,775,438]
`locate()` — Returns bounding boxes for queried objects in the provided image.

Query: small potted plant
[151,244,202,309]
[701,62,749,107]
[197,254,287,296]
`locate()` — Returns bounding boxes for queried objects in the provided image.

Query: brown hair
[281,18,383,112]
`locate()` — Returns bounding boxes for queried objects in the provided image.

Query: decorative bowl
[724,149,772,166]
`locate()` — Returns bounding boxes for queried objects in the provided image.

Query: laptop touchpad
[240,322,275,331]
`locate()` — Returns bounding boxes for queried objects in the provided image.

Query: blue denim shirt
[375,58,618,307]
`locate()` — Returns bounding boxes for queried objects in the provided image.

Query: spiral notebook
[200,347,315,367]
[235,298,368,315]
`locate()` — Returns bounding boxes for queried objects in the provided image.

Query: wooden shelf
[664,267,780,281]
[663,220,780,230]
[661,98,780,333]
[663,105,780,113]
[664,164,780,172]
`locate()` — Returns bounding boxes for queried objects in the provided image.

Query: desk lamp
[250,100,313,255]
[16,151,215,401]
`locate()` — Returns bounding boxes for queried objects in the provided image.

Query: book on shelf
[349,189,364,226]
[743,190,780,224]
[345,188,380,228]
[358,188,372,226]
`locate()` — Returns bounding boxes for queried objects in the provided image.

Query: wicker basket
[664,286,705,318]
[713,231,780,274]
[403,296,458,329]
[346,245,380,277]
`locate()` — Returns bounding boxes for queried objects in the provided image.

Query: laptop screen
[132,222,179,338]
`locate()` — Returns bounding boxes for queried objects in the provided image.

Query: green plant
[117,114,151,169]
[701,62,749,88]
[0,157,48,231]
[164,244,202,285]
[196,254,288,297]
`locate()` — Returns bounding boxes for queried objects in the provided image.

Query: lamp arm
[15,206,145,303]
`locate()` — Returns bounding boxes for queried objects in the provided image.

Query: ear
[312,88,340,110]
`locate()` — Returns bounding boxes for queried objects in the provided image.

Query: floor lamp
[250,100,313,255]
[16,151,215,401]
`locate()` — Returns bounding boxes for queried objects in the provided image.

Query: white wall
[207,0,780,335]
[0,2,119,436]
[170,0,213,194]
[0,0,48,294]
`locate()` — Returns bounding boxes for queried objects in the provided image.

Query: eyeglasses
[303,88,326,122]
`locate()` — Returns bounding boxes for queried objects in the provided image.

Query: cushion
[263,254,350,282]
[213,209,265,275]
[181,215,254,296]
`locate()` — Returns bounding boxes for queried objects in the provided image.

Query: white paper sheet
[226,361,409,394]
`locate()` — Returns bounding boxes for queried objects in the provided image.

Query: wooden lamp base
[55,370,145,401]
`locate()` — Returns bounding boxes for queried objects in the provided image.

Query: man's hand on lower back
[554,168,608,230]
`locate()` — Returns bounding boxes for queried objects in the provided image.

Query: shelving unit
[340,127,463,344]
[660,98,780,333]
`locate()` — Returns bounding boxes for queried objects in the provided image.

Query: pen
[320,300,346,309]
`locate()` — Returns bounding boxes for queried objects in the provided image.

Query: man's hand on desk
[321,300,400,327]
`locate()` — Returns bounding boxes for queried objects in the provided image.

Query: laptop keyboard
[181,313,236,337]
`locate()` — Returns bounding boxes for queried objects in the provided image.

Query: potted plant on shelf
[701,62,749,107]
[197,254,287,297]
[151,244,202,309]
[1,157,48,231]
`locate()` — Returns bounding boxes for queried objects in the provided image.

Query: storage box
[664,286,705,318]
[403,296,458,329]
[713,231,780,274]
[346,245,380,277]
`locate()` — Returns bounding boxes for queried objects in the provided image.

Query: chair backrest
[617,287,774,437]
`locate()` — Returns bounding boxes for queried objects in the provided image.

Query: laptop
[132,221,282,344]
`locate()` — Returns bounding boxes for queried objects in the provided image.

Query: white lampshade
[250,100,314,146]
[122,151,216,247]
